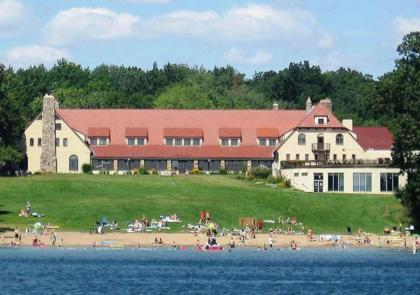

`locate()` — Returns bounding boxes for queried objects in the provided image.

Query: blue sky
[0,0,419,78]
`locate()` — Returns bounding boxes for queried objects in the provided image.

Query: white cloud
[393,17,420,38]
[45,7,139,45]
[4,45,70,68]
[223,49,272,65]
[0,0,23,30]
[140,4,332,48]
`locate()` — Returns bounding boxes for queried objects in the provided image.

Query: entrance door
[314,173,324,192]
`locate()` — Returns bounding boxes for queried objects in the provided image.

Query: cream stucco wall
[25,115,91,173]
[278,128,366,161]
[281,167,406,194]
[24,118,43,173]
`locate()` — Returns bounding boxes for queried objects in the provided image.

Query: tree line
[0,33,418,226]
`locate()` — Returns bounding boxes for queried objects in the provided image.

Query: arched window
[298,134,306,145]
[69,155,78,171]
[336,134,344,145]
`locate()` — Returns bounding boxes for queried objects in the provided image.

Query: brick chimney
[40,94,58,173]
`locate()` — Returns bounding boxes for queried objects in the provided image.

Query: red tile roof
[256,128,279,138]
[126,128,148,137]
[163,128,203,138]
[353,127,394,150]
[297,103,343,129]
[219,128,242,138]
[57,109,306,149]
[92,145,275,159]
[87,127,110,137]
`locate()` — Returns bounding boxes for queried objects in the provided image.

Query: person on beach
[51,231,57,246]
[14,227,20,244]
[413,242,417,255]
[268,235,273,248]
[290,240,298,250]
[346,226,352,235]
[307,228,313,242]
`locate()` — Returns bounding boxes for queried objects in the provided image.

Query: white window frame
[220,138,241,146]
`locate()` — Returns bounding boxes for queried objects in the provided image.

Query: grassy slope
[0,174,406,234]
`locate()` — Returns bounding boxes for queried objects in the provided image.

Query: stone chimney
[319,98,332,112]
[305,96,312,113]
[40,94,58,173]
[272,101,279,110]
[342,119,353,131]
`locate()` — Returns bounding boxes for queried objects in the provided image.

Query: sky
[0,0,419,78]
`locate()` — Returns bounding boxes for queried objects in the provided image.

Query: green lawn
[0,174,407,234]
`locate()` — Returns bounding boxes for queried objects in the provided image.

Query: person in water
[229,237,235,249]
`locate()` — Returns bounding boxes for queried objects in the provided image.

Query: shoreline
[1,231,417,250]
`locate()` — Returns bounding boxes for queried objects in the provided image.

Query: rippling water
[0,247,419,294]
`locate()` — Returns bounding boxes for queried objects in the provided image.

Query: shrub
[82,164,92,174]
[266,175,278,184]
[191,167,200,175]
[150,168,158,175]
[277,175,291,189]
[241,161,248,173]
[250,167,272,179]
[138,167,149,175]
[219,168,227,175]
[235,175,246,180]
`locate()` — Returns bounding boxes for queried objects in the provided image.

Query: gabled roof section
[256,128,279,138]
[353,127,393,150]
[297,103,343,129]
[163,128,203,138]
[219,128,241,138]
[87,127,110,137]
[126,128,148,137]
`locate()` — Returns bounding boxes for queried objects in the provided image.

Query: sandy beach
[1,230,417,250]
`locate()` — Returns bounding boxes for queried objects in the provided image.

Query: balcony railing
[312,143,330,152]
[281,159,393,169]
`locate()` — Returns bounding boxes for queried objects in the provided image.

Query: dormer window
[258,138,277,146]
[125,128,148,146]
[256,128,279,146]
[127,137,146,146]
[220,138,241,146]
[164,128,203,147]
[90,137,108,146]
[219,128,241,147]
[87,128,110,146]
[315,116,328,125]
[165,137,202,146]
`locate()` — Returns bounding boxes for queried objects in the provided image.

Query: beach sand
[0,230,416,249]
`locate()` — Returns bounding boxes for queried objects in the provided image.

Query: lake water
[0,247,419,294]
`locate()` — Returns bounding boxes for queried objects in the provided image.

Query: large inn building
[24,95,406,194]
